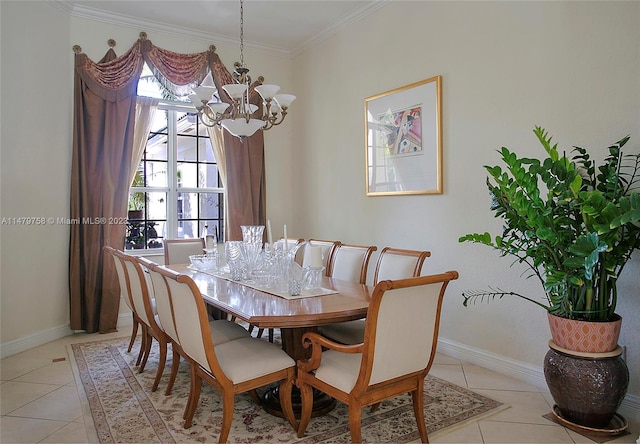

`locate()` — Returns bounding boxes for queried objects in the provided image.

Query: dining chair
[104,246,141,359]
[163,238,205,265]
[162,271,297,441]
[296,271,459,443]
[116,251,170,392]
[319,247,431,345]
[326,242,377,284]
[302,239,341,271]
[139,257,252,397]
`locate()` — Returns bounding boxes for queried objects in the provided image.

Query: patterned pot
[547,312,622,353]
[544,344,629,429]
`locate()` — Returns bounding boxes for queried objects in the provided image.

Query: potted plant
[459,126,639,431]
[128,170,145,220]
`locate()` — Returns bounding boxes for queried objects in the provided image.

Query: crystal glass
[225,241,245,281]
[240,225,265,243]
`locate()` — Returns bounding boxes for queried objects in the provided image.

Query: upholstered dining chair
[115,250,169,392]
[326,242,377,284]
[163,238,205,265]
[139,257,252,397]
[302,239,341,271]
[162,270,297,441]
[104,246,141,359]
[319,247,431,345]
[296,271,459,443]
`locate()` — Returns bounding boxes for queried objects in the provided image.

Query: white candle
[309,246,323,268]
[283,224,288,252]
[267,219,273,245]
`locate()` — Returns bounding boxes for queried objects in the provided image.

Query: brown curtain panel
[208,51,267,240]
[70,36,267,332]
[69,44,143,333]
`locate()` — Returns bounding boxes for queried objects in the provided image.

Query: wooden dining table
[165,263,374,417]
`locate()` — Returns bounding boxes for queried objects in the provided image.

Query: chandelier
[189,0,295,138]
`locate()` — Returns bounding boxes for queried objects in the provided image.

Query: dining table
[164,263,374,417]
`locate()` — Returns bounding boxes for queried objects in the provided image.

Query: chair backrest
[161,270,229,383]
[327,243,377,284]
[373,247,431,285]
[164,238,205,265]
[118,251,160,331]
[139,257,180,344]
[281,238,305,265]
[359,272,458,389]
[302,239,341,270]
[104,246,134,312]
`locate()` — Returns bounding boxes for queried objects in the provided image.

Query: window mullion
[166,109,178,239]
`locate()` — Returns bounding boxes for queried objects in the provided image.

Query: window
[126,66,224,250]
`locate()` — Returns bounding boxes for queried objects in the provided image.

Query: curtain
[130,97,160,185]
[70,44,143,333]
[70,35,267,332]
[208,51,267,240]
[206,126,229,237]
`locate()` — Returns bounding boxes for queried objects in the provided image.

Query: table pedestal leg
[260,327,337,418]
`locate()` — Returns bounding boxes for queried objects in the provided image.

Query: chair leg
[139,332,152,373]
[165,347,181,396]
[348,403,363,444]
[184,367,201,428]
[412,383,429,443]
[248,389,261,405]
[296,382,313,438]
[278,374,297,431]
[127,316,139,353]
[218,390,235,444]
[268,328,275,343]
[151,338,167,392]
[256,328,265,338]
[135,324,147,366]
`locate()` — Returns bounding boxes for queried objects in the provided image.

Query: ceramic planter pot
[544,342,629,429]
[547,312,621,353]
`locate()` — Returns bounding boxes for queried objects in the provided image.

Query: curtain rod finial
[139,32,148,40]
[108,39,116,48]
[72,45,82,54]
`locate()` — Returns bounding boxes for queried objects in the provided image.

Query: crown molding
[291,0,391,57]
[50,0,388,59]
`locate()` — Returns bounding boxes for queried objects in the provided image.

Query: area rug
[69,335,507,443]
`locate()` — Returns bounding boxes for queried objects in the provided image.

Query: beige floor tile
[433,352,462,365]
[0,381,59,415]
[463,364,541,392]
[14,360,74,385]
[8,385,83,422]
[0,355,52,381]
[479,420,574,443]
[0,416,67,443]
[474,389,555,425]
[39,420,90,443]
[429,363,468,388]
[430,421,484,443]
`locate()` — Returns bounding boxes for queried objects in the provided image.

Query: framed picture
[364,75,442,196]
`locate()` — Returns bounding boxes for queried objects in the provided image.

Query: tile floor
[1,329,638,444]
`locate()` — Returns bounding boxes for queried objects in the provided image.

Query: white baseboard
[437,337,640,424]
[0,313,134,359]
[0,323,73,359]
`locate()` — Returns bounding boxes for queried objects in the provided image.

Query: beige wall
[0,1,295,351]
[1,0,638,416]
[291,0,640,402]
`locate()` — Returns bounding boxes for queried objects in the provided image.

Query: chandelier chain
[239,0,244,67]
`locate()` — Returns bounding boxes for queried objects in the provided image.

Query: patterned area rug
[69,335,507,443]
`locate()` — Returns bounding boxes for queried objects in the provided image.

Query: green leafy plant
[459,126,640,321]
[128,170,145,211]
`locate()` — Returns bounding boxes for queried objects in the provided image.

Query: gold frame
[364,75,442,196]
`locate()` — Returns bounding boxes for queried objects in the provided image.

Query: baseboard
[0,323,73,359]
[0,313,134,359]
[437,337,640,424]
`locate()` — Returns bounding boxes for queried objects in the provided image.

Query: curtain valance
[74,33,222,101]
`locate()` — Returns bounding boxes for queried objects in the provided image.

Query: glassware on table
[240,225,265,243]
[225,241,245,281]
[303,266,325,292]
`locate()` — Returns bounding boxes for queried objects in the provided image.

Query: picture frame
[364,75,442,196]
